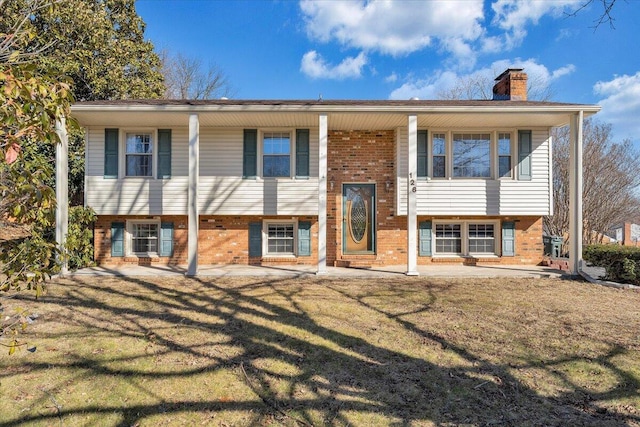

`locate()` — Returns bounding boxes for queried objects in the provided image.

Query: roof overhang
[71,100,601,130]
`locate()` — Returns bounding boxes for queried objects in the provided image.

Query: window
[416,129,531,180]
[111,221,173,257]
[104,129,171,179]
[266,223,295,255]
[432,133,446,178]
[131,223,158,253]
[432,221,499,256]
[453,133,490,178]
[263,132,291,177]
[126,133,153,177]
[435,224,462,254]
[468,224,495,253]
[498,133,512,178]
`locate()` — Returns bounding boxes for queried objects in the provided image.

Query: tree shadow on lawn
[2,274,638,426]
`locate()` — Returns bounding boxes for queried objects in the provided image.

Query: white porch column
[187,114,200,276]
[569,110,584,275]
[317,114,328,275]
[55,118,69,275]
[406,115,419,276]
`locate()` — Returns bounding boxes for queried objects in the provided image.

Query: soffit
[71,101,599,129]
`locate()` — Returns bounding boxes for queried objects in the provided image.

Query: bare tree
[567,0,621,29]
[544,120,640,245]
[160,50,233,100]
[437,68,553,101]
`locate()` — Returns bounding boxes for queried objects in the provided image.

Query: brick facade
[94,214,317,266]
[94,215,188,266]
[417,215,543,265]
[327,129,406,267]
[198,215,318,266]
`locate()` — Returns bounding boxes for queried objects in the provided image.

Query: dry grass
[1,274,639,426]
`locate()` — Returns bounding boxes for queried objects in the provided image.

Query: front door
[343,184,376,254]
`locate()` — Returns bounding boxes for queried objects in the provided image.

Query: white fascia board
[71,103,601,116]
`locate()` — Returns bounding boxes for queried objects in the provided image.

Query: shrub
[583,244,640,285]
[64,206,96,271]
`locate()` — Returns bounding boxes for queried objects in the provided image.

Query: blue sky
[135,0,640,145]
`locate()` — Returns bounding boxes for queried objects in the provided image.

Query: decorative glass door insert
[343,184,375,254]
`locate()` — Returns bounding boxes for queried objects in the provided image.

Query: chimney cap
[495,68,525,81]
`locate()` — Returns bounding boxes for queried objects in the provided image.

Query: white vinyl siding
[397,127,551,216]
[86,127,188,215]
[86,127,318,216]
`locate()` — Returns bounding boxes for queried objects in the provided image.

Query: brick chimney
[492,68,528,101]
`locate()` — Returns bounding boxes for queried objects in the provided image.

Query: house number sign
[409,173,417,193]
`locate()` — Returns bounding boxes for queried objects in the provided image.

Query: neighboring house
[609,223,640,246]
[68,69,599,275]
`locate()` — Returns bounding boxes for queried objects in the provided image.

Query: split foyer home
[62,69,599,275]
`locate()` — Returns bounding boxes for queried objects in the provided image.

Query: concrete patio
[67,263,568,279]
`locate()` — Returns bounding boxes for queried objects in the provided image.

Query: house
[62,69,599,275]
[609,223,640,246]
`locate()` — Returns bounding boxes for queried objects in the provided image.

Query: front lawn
[1,275,639,426]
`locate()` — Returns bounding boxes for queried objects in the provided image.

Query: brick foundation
[198,215,318,266]
[94,215,317,267]
[416,216,544,266]
[94,215,188,266]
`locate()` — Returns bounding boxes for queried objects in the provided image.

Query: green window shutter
[518,130,532,181]
[157,129,172,179]
[296,129,310,178]
[419,221,432,256]
[104,128,119,179]
[160,222,174,257]
[243,129,257,178]
[298,221,311,256]
[502,221,515,256]
[417,130,428,178]
[111,222,124,257]
[248,222,262,257]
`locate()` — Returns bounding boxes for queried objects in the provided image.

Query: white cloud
[299,0,484,59]
[300,50,368,80]
[491,0,581,49]
[594,72,640,142]
[385,72,398,83]
[551,64,576,80]
[389,71,459,100]
[298,0,590,75]
[389,59,576,100]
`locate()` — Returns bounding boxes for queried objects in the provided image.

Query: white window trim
[258,129,296,179]
[125,218,161,257]
[262,219,298,257]
[434,222,463,256]
[120,128,157,179]
[426,129,518,180]
[431,220,500,257]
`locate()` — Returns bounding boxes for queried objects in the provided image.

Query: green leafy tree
[2,0,163,352]
[0,62,74,354]
[1,0,165,205]
[2,0,165,101]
